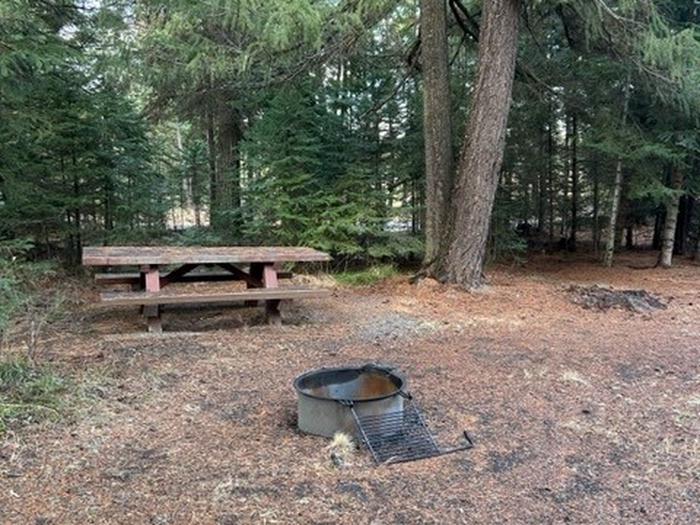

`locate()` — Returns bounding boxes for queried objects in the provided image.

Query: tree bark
[420,0,453,267]
[71,151,81,265]
[214,104,242,229]
[695,217,700,261]
[435,0,521,288]
[569,113,578,251]
[592,156,600,253]
[537,124,546,234]
[562,114,570,239]
[206,107,217,226]
[614,192,627,250]
[547,119,554,243]
[602,74,631,267]
[674,195,692,255]
[658,167,683,268]
[652,207,663,250]
[625,226,633,249]
[104,176,113,233]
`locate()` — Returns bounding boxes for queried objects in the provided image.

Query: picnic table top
[82,246,332,266]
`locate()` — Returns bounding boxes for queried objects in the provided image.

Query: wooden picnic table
[82,246,332,333]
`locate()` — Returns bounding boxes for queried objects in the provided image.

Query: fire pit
[294,364,407,438]
[294,364,474,465]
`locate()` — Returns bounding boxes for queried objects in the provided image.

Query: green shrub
[0,256,60,337]
[0,241,37,335]
[334,264,399,286]
[365,232,424,263]
[0,270,22,333]
[0,358,68,434]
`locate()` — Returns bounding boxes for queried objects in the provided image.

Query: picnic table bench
[82,246,332,333]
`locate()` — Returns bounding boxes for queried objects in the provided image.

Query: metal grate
[350,400,473,465]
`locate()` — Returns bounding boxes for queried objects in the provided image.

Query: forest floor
[1,251,699,524]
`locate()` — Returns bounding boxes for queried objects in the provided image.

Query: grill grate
[350,399,473,465]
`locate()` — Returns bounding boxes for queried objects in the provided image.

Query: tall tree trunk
[625,226,634,249]
[614,192,627,250]
[562,115,570,239]
[420,0,453,267]
[537,125,546,234]
[175,123,187,229]
[569,113,578,251]
[659,167,683,268]
[206,107,217,226]
[104,176,113,233]
[214,104,242,229]
[71,152,81,265]
[603,75,631,267]
[373,117,385,217]
[547,120,554,243]
[411,177,418,235]
[695,218,700,261]
[60,156,73,257]
[674,195,692,255]
[435,0,521,288]
[592,156,600,254]
[652,207,664,250]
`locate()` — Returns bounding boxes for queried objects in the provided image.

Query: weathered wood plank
[146,313,163,333]
[160,263,199,286]
[141,265,162,332]
[245,262,265,307]
[262,264,281,325]
[100,287,330,306]
[83,246,331,266]
[95,271,293,286]
[262,265,279,288]
[142,265,161,292]
[216,263,262,288]
[95,273,141,285]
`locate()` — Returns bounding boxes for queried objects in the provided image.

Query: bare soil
[1,252,699,524]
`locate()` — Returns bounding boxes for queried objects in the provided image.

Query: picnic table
[82,246,332,333]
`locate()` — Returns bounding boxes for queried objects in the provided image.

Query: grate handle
[434,431,475,457]
[463,430,474,447]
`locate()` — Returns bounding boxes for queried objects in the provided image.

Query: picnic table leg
[245,263,264,306]
[141,264,162,333]
[262,264,281,326]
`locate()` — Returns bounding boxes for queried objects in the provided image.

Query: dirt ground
[1,252,699,524]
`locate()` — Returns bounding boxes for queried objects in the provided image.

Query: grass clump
[0,255,71,358]
[0,251,62,337]
[334,264,399,286]
[0,266,25,336]
[0,358,69,435]
[328,432,355,468]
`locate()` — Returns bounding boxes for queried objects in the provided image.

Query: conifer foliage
[0,0,698,273]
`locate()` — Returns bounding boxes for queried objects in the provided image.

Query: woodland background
[1,0,699,330]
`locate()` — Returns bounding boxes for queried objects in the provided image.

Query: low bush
[334,264,399,286]
[0,257,63,344]
[0,358,68,435]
